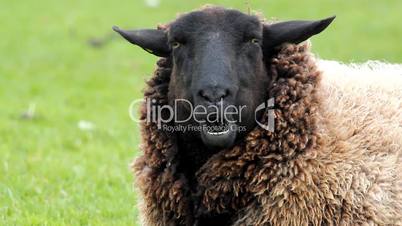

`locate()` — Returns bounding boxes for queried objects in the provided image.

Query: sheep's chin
[200,122,237,149]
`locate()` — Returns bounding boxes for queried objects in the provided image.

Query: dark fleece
[133,43,322,225]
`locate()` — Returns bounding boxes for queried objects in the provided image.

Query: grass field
[1,0,401,225]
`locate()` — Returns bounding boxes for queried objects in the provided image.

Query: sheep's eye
[250,38,260,44]
[172,42,181,49]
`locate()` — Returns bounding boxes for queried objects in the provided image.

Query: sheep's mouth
[201,121,237,149]
[207,128,230,136]
[205,122,230,135]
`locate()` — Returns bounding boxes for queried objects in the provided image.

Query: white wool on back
[315,60,402,224]
[317,59,402,142]
[318,60,402,88]
[317,60,402,127]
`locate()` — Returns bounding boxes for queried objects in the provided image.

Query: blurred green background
[0,0,401,225]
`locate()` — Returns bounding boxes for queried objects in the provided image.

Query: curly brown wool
[132,44,402,226]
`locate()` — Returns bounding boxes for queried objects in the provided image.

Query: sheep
[113,6,402,226]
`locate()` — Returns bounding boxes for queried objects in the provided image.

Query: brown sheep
[114,6,402,226]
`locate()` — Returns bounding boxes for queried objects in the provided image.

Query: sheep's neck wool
[132,43,402,225]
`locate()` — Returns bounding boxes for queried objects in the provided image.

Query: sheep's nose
[198,87,230,103]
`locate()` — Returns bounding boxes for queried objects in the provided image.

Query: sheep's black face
[114,6,334,149]
[167,9,268,149]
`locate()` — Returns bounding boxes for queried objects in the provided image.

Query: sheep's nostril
[222,89,229,98]
[198,89,229,103]
[199,90,211,102]
[216,89,230,101]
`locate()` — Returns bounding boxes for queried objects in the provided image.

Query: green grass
[0,0,401,225]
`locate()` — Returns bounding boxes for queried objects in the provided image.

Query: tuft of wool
[132,43,402,225]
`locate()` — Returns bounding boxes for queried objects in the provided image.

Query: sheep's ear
[113,26,170,57]
[262,16,335,55]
